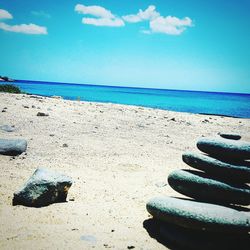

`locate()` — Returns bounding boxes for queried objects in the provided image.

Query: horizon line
[15,78,250,96]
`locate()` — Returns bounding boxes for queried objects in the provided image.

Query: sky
[0,0,250,93]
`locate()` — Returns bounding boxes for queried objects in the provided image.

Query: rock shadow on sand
[143,217,250,250]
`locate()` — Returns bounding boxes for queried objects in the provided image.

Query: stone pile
[146,133,250,249]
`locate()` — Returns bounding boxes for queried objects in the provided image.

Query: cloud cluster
[0,8,47,35]
[75,4,124,27]
[75,4,193,35]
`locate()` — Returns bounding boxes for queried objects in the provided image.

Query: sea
[1,80,250,118]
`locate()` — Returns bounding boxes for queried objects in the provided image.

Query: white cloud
[75,3,124,27]
[75,4,114,18]
[0,9,13,20]
[123,5,159,23]
[123,5,192,35]
[0,22,47,34]
[149,16,192,35]
[82,17,124,27]
[0,8,48,35]
[74,4,193,35]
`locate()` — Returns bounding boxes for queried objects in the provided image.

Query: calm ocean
[2,80,250,118]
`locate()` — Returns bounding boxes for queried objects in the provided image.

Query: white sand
[0,93,250,249]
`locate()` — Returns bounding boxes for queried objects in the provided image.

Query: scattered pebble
[37,112,49,117]
[127,246,135,249]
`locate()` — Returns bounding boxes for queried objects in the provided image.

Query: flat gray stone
[0,125,15,132]
[168,169,250,205]
[146,196,250,233]
[13,168,72,207]
[0,138,27,156]
[182,152,250,183]
[197,137,250,160]
[219,133,241,140]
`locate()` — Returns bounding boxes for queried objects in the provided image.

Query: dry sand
[0,93,250,249]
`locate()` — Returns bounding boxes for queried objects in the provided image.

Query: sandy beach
[0,92,250,249]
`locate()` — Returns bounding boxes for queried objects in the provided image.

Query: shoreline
[0,93,250,249]
[2,81,250,119]
[13,92,250,119]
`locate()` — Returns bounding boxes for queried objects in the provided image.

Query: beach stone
[219,133,241,140]
[13,168,72,207]
[146,196,250,233]
[0,125,15,132]
[37,112,49,117]
[0,139,27,156]
[168,169,250,205]
[182,152,250,183]
[197,137,250,160]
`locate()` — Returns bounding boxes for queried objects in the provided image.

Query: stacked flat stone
[146,134,250,249]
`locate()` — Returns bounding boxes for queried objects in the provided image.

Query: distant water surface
[1,80,250,118]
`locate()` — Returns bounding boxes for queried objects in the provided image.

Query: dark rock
[182,152,250,183]
[0,139,27,156]
[0,125,15,132]
[13,168,72,207]
[202,119,210,123]
[62,143,68,148]
[168,169,250,205]
[37,112,49,117]
[219,133,241,140]
[146,196,250,233]
[127,246,135,249]
[2,109,6,112]
[197,137,250,160]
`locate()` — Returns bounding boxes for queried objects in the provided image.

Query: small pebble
[127,246,135,249]
[37,112,49,117]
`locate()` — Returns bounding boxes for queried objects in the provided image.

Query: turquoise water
[1,80,250,118]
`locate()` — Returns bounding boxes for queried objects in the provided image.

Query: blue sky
[0,0,249,93]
